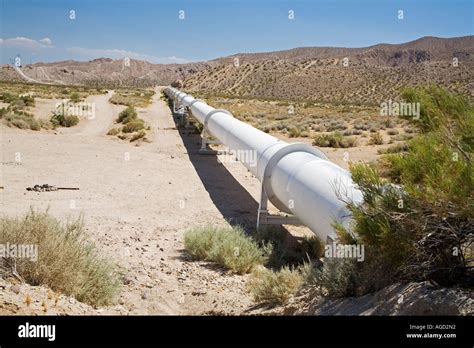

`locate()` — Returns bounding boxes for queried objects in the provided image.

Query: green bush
[335,87,473,293]
[69,92,81,104]
[117,106,137,123]
[184,225,270,274]
[20,95,35,107]
[50,112,79,127]
[0,210,121,306]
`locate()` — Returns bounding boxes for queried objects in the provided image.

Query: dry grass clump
[0,210,121,306]
[313,132,357,148]
[368,131,384,145]
[184,225,271,274]
[247,266,303,305]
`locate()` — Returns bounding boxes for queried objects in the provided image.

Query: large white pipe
[166,87,363,242]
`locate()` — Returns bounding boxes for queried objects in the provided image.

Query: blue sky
[1,0,473,64]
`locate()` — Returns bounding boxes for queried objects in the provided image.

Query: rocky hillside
[1,36,472,104]
[183,36,474,104]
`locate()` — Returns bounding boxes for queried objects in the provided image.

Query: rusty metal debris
[26,184,79,192]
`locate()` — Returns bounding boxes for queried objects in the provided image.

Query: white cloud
[38,38,53,47]
[0,37,53,49]
[66,47,190,64]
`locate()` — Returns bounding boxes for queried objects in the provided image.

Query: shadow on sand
[170,109,260,231]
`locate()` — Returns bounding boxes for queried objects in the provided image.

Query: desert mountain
[0,57,215,88]
[184,36,474,104]
[1,36,472,104]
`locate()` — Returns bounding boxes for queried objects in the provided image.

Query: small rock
[122,276,133,285]
[118,298,125,305]
[192,291,207,296]
[10,284,21,294]
[141,291,148,300]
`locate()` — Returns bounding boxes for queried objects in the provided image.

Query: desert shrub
[313,132,357,148]
[69,92,81,104]
[117,106,137,123]
[247,266,303,305]
[0,210,121,306]
[335,87,473,294]
[63,115,79,127]
[130,130,146,142]
[122,119,145,133]
[4,112,41,130]
[288,127,301,138]
[50,112,79,127]
[107,128,120,136]
[184,225,270,274]
[10,117,30,129]
[368,131,384,145]
[303,259,359,298]
[326,120,347,131]
[401,85,471,133]
[18,95,35,107]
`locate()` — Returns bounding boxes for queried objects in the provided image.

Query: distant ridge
[1,36,472,103]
